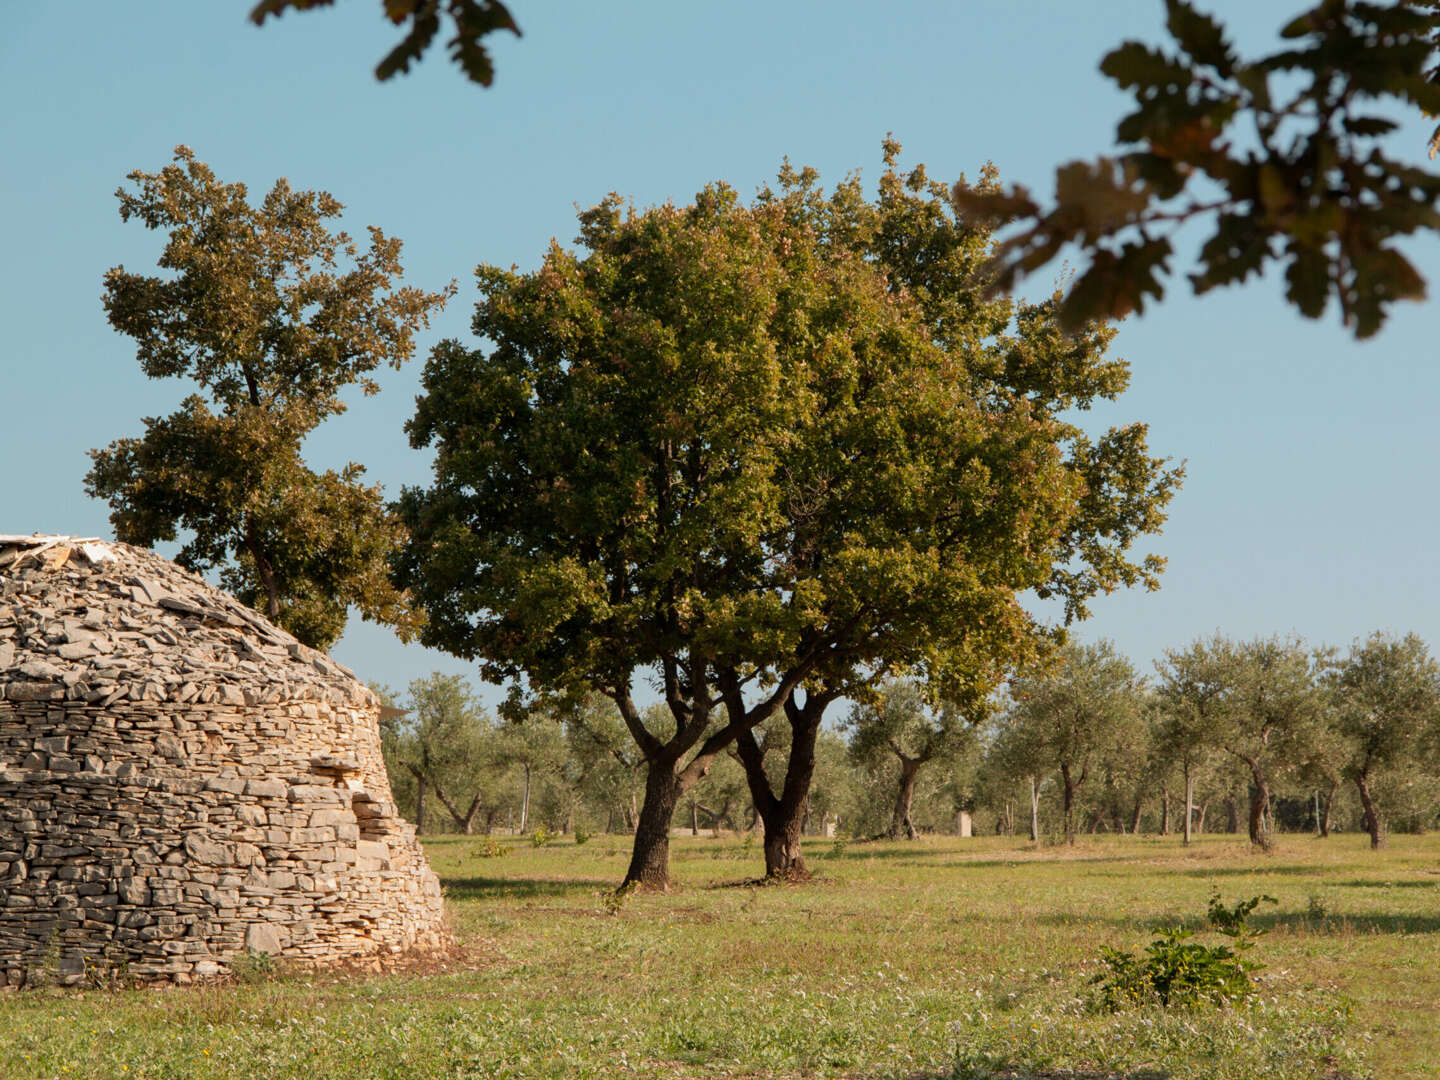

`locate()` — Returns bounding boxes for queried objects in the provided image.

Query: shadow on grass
[1333,878,1439,889]
[440,875,609,902]
[1037,908,1440,935]
[1258,911,1440,935]
[1173,863,1332,879]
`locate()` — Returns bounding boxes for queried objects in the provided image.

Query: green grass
[4,832,1438,1078]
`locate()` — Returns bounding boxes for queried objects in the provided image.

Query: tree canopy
[394,144,1180,888]
[87,147,453,648]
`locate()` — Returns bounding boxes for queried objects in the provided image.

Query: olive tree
[1327,631,1440,849]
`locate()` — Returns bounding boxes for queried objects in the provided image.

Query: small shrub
[602,881,637,915]
[530,825,554,848]
[573,828,591,846]
[229,949,278,984]
[1092,892,1277,1011]
[1306,893,1330,920]
[472,837,512,858]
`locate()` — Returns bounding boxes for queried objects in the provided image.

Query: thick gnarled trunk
[889,757,922,840]
[623,765,682,890]
[734,693,830,880]
[1244,761,1272,850]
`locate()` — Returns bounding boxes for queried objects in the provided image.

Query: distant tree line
[379,629,1440,859]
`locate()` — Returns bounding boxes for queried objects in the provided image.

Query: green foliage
[1001,640,1143,841]
[573,827,591,845]
[530,824,555,847]
[1092,892,1276,1011]
[249,0,520,85]
[601,880,638,915]
[958,1,1440,338]
[1325,631,1440,846]
[471,837,512,857]
[395,145,1180,889]
[228,948,279,984]
[87,147,453,648]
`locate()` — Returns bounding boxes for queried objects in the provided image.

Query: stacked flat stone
[0,535,448,985]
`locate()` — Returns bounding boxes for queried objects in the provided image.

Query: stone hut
[0,535,447,985]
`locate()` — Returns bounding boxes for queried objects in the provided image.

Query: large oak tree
[395,146,1181,889]
[87,147,453,648]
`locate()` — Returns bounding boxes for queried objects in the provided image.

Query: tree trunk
[405,763,428,834]
[1354,771,1386,850]
[1320,778,1337,838]
[1247,775,1271,850]
[733,694,828,879]
[1130,794,1144,835]
[1026,781,1039,842]
[890,757,923,840]
[1060,763,1082,845]
[519,766,532,833]
[1183,768,1193,846]
[623,764,683,890]
[243,517,283,621]
[1224,794,1239,834]
[1245,762,1272,850]
[1161,782,1171,836]
[690,797,699,836]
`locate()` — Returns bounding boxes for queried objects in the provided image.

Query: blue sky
[4,2,1438,705]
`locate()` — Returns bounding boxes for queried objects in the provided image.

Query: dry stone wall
[0,535,448,985]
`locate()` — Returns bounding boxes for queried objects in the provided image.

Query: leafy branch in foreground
[957,0,1440,339]
[249,0,520,85]
[1092,892,1277,1010]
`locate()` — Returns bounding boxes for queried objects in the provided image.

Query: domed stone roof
[0,534,373,711]
[0,534,448,985]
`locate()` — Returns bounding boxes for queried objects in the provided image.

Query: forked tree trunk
[1354,771,1386,850]
[1197,799,1210,835]
[734,693,829,879]
[890,757,923,840]
[623,765,682,889]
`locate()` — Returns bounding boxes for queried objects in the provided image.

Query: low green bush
[1092,892,1276,1011]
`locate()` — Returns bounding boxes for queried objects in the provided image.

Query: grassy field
[3,832,1437,1079]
